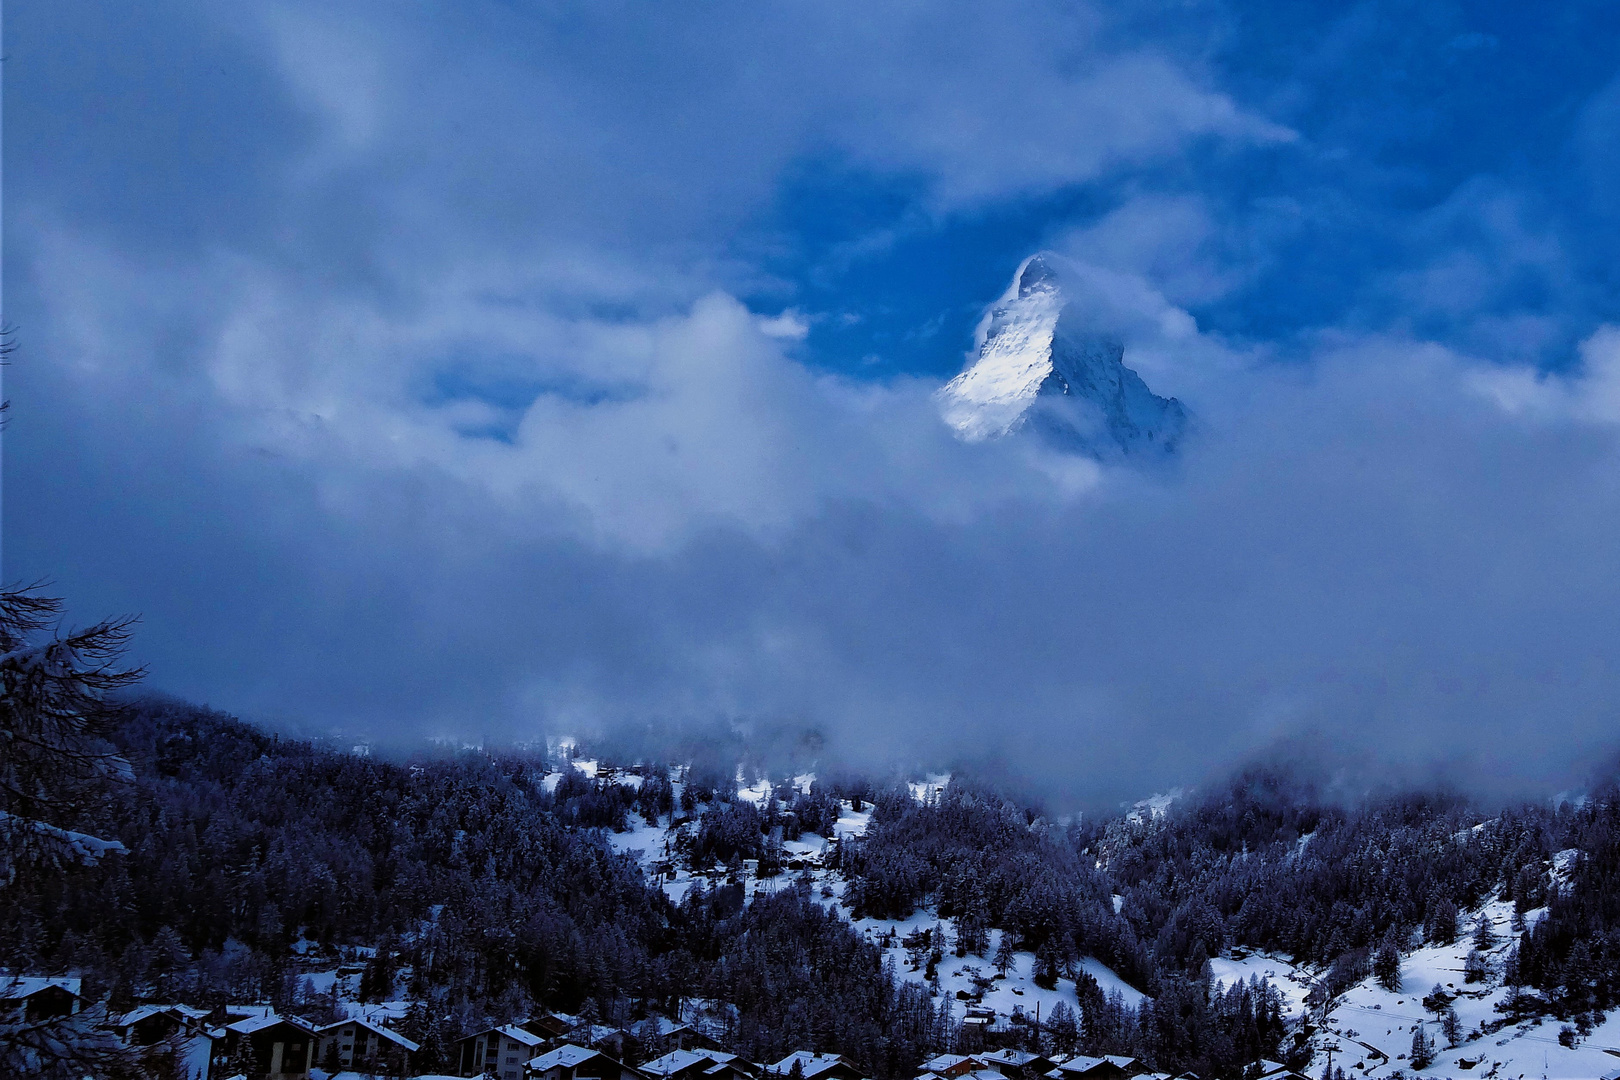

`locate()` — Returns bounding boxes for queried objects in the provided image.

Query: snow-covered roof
[226,1013,314,1036]
[464,1023,548,1047]
[980,1050,1044,1067]
[644,1049,736,1077]
[316,1015,420,1051]
[115,1005,170,1026]
[767,1052,851,1079]
[644,1049,705,1076]
[225,1004,277,1020]
[0,976,82,1000]
[581,1021,622,1045]
[922,1055,976,1073]
[643,1015,691,1037]
[529,1043,605,1071]
[114,1004,210,1027]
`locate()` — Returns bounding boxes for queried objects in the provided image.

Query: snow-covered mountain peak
[938,252,1188,457]
[1014,251,1061,297]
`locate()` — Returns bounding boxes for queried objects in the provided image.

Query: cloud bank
[12,0,1620,805]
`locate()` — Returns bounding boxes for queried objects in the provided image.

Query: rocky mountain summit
[938,253,1187,457]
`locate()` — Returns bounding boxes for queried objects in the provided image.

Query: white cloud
[1468,324,1620,424]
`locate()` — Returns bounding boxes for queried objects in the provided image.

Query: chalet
[0,976,82,1023]
[765,1052,864,1080]
[221,1013,318,1079]
[1048,1056,1128,1080]
[112,1003,210,1049]
[979,1050,1055,1078]
[526,1042,646,1080]
[455,1023,549,1080]
[635,1015,722,1053]
[112,1005,218,1080]
[315,1015,420,1073]
[1249,1065,1308,1080]
[642,1048,755,1080]
[524,1013,578,1040]
[920,1055,986,1079]
[113,1003,212,1046]
[581,1023,637,1061]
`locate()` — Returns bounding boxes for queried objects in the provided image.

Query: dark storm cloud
[11,0,1620,806]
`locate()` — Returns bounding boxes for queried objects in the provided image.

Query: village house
[220,1013,318,1079]
[526,1042,647,1080]
[978,1049,1055,1078]
[764,1051,865,1080]
[455,1023,550,1080]
[919,1054,986,1079]
[112,1003,212,1046]
[1046,1055,1143,1080]
[0,976,82,1023]
[642,1047,757,1080]
[634,1015,722,1054]
[1248,1063,1309,1080]
[315,1014,420,1073]
[111,1004,218,1080]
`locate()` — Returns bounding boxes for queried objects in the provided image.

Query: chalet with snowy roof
[223,1004,279,1023]
[111,1005,217,1080]
[113,1003,211,1045]
[1101,1060,1147,1078]
[920,1054,986,1079]
[1248,1064,1307,1080]
[580,1022,637,1061]
[0,976,82,1023]
[1047,1055,1136,1080]
[634,1015,721,1053]
[526,1042,647,1080]
[315,1014,419,1073]
[455,1023,549,1080]
[765,1051,864,1080]
[979,1050,1055,1078]
[642,1048,755,1080]
[220,1013,318,1079]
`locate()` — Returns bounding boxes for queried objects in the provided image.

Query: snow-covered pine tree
[1373,937,1402,992]
[0,584,146,1079]
[1409,1022,1436,1069]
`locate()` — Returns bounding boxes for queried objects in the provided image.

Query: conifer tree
[0,582,146,1080]
[1408,1022,1435,1070]
[1373,938,1401,993]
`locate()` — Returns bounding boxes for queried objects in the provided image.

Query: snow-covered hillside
[937,253,1188,458]
[1287,897,1620,1080]
[591,761,1150,1041]
[560,751,1620,1079]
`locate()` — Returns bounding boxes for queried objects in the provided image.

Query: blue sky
[10,0,1620,802]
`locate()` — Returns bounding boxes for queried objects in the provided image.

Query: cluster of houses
[3,976,1311,1080]
[912,1050,1310,1080]
[3,976,417,1080]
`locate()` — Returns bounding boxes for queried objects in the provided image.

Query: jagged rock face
[938,254,1188,457]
